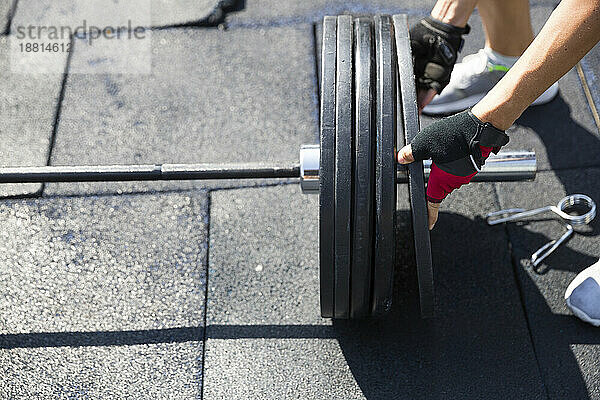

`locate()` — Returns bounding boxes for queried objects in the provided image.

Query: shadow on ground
[331,212,599,399]
[517,93,600,184]
[2,211,598,398]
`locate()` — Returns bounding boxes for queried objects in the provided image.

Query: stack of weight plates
[319,14,434,319]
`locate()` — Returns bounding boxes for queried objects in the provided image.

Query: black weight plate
[371,15,396,315]
[334,15,353,319]
[350,17,374,318]
[319,16,337,318]
[393,14,435,318]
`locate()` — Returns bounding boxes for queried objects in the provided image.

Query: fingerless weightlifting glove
[410,17,470,94]
[410,110,509,202]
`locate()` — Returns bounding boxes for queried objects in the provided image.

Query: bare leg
[420,0,534,111]
[478,0,534,56]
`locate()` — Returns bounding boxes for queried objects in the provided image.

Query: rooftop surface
[1,0,600,399]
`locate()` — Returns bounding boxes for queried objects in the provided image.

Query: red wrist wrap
[426,146,493,203]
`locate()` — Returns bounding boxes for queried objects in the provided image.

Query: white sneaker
[565,260,600,327]
[422,49,559,115]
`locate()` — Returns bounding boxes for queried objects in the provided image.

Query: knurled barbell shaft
[0,148,536,186]
[0,163,301,183]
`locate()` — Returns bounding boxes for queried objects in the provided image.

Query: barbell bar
[0,14,537,320]
[0,149,535,185]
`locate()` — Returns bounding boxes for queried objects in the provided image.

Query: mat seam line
[3,0,18,35]
[223,2,553,29]
[41,35,74,198]
[491,183,551,400]
[199,192,212,400]
[576,62,600,134]
[32,181,297,200]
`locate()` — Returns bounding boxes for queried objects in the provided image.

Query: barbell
[0,14,537,319]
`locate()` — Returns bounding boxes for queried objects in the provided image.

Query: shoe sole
[422,82,560,116]
[566,297,600,327]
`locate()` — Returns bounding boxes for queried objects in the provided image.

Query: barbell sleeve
[299,145,536,193]
[436,150,537,183]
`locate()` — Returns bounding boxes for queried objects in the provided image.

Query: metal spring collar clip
[486,194,596,269]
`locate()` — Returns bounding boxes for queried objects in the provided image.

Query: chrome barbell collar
[299,144,320,194]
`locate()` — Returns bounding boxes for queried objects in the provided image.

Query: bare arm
[472,0,600,129]
[402,0,600,229]
[430,0,478,27]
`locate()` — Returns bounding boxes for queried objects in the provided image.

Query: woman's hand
[397,110,509,229]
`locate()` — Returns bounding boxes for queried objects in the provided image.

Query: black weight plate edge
[392,14,435,318]
[319,16,337,318]
[371,15,396,316]
[333,15,353,319]
[393,18,407,313]
[350,16,374,319]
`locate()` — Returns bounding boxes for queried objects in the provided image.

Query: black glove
[410,17,471,94]
[411,110,509,176]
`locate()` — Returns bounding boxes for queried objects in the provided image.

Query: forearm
[472,0,600,130]
[430,0,478,28]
